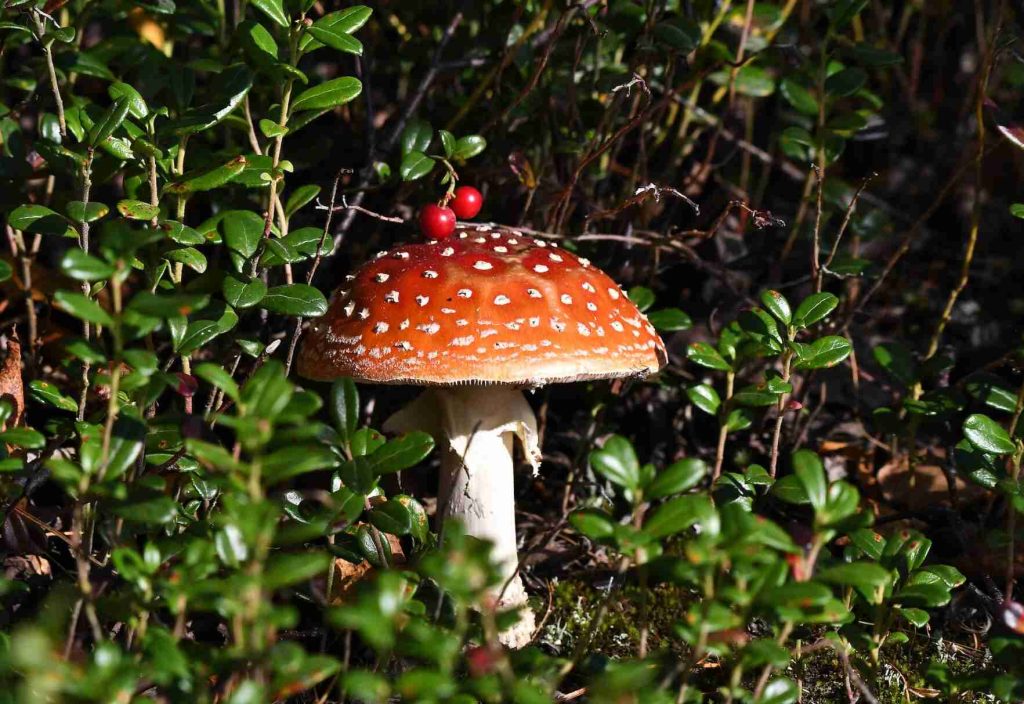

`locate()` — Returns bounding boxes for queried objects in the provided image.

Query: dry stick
[1007,377,1024,601]
[809,164,826,293]
[712,371,735,480]
[31,10,67,137]
[330,10,465,253]
[283,171,343,375]
[817,173,876,291]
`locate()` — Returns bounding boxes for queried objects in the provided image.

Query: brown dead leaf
[330,531,405,604]
[876,449,987,511]
[0,334,24,431]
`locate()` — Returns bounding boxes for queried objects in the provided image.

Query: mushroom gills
[383,385,540,648]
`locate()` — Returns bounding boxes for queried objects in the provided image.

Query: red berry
[419,204,456,240]
[450,186,483,219]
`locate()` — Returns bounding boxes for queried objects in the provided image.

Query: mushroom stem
[384,385,540,647]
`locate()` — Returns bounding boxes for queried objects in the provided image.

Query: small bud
[786,399,803,411]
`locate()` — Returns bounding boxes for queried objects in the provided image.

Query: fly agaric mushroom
[297,222,666,647]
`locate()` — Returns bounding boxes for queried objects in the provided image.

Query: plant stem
[32,11,67,137]
[768,350,794,477]
[713,371,735,479]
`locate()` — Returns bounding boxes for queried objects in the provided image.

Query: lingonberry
[419,204,457,240]
[450,185,483,219]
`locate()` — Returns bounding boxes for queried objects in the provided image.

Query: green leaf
[963,414,1015,455]
[88,96,131,146]
[590,435,641,491]
[264,445,337,484]
[299,6,372,52]
[759,677,799,704]
[250,0,289,27]
[817,562,891,603]
[898,607,930,627]
[965,377,1018,413]
[644,494,716,539]
[439,130,456,158]
[164,155,247,194]
[0,428,45,449]
[365,432,434,474]
[264,552,332,590]
[686,384,720,415]
[167,65,253,136]
[60,249,113,281]
[825,68,867,97]
[793,292,838,328]
[686,342,732,371]
[873,342,917,387]
[829,0,869,29]
[331,378,359,449]
[793,336,851,370]
[570,510,616,540]
[780,78,818,116]
[760,290,792,325]
[54,291,113,326]
[399,151,435,181]
[400,119,432,156]
[452,135,487,160]
[307,23,362,55]
[793,450,827,511]
[66,201,109,223]
[291,77,362,112]
[285,185,321,218]
[194,362,240,402]
[647,458,707,499]
[28,380,77,412]
[646,307,691,331]
[222,210,265,259]
[108,82,148,119]
[0,261,10,283]
[368,500,412,535]
[1011,203,1024,219]
[9,205,74,237]
[117,200,160,220]
[710,65,775,97]
[129,292,209,319]
[627,286,655,312]
[261,284,328,317]
[222,274,267,308]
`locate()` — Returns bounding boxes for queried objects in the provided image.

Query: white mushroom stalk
[384,385,540,648]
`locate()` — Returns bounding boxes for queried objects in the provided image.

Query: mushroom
[297,223,666,647]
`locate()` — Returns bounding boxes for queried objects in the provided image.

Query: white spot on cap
[345,274,355,281]
[523,344,537,351]
[374,272,389,283]
[490,232,501,239]
[416,295,429,307]
[582,282,596,293]
[451,335,474,347]
[418,322,440,334]
[374,251,387,259]
[458,232,468,239]
[579,257,591,267]
[494,295,511,306]
[587,302,598,312]
[441,307,456,314]
[400,319,410,330]
[384,290,399,303]
[423,270,439,279]
[457,319,469,327]
[441,247,455,256]
[457,289,473,298]
[551,319,566,332]
[560,294,573,305]
[395,341,412,350]
[373,322,389,334]
[534,264,549,273]
[343,302,355,317]
[506,322,521,331]
[428,351,438,359]
[473,261,493,271]
[577,322,591,336]
[358,308,370,320]
[611,321,624,332]
[549,253,563,262]
[393,251,410,259]
[493,245,508,253]
[529,317,540,327]
[608,288,620,300]
[481,328,496,337]
[527,288,542,298]
[494,341,517,350]
[596,326,606,336]
[540,339,553,347]
[507,238,519,244]
[474,237,487,243]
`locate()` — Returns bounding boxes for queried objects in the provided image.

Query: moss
[537,578,695,658]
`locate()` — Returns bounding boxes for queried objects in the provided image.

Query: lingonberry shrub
[0,1,1021,702]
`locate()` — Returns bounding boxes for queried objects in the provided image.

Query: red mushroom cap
[297,223,667,386]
